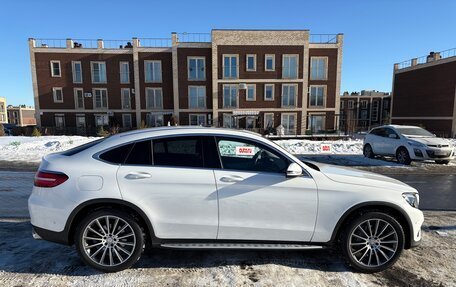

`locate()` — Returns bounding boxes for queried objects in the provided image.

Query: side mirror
[388,134,397,139]
[286,163,303,177]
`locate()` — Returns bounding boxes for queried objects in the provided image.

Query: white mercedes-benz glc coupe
[29,127,423,273]
[363,125,455,165]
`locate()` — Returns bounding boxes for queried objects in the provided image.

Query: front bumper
[410,146,454,161]
[404,203,424,249]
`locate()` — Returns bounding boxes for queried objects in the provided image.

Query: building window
[95,114,109,127]
[348,100,354,109]
[371,101,379,121]
[189,114,206,126]
[120,62,130,84]
[246,54,256,71]
[188,86,206,109]
[281,113,296,135]
[74,88,84,109]
[145,60,162,83]
[264,84,274,101]
[188,57,205,80]
[53,87,63,103]
[91,62,107,83]
[341,101,345,109]
[361,100,368,109]
[93,89,108,109]
[246,116,256,129]
[265,54,275,71]
[264,113,274,129]
[310,57,328,80]
[223,55,238,79]
[145,88,163,109]
[55,114,65,128]
[50,61,61,77]
[121,88,131,109]
[282,84,297,107]
[309,86,326,107]
[146,114,164,127]
[223,84,238,108]
[72,61,82,83]
[223,114,233,128]
[123,114,132,129]
[361,110,368,120]
[246,84,256,101]
[310,115,325,133]
[282,54,298,79]
[76,115,86,129]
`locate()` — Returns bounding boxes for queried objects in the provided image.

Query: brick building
[29,30,343,135]
[340,90,391,134]
[0,97,6,124]
[7,105,36,126]
[392,49,456,137]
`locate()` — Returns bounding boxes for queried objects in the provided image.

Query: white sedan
[29,127,423,273]
[363,125,455,165]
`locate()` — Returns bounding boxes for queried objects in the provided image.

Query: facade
[340,90,391,133]
[392,49,456,137]
[29,30,343,135]
[7,105,36,126]
[0,97,7,124]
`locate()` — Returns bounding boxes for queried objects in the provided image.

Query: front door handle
[125,172,152,180]
[220,175,244,183]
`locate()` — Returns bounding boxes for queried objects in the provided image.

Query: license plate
[434,150,447,156]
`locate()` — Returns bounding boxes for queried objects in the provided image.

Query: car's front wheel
[396,147,412,165]
[340,212,405,273]
[363,144,375,158]
[75,210,144,272]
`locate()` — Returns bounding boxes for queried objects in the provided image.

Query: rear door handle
[125,172,151,180]
[220,175,244,183]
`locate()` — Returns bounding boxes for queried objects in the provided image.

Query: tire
[435,160,450,165]
[75,209,144,272]
[363,144,375,158]
[396,147,412,165]
[340,212,405,273]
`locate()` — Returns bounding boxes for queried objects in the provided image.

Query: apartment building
[29,30,343,135]
[392,49,456,137]
[340,90,391,133]
[7,105,36,126]
[0,97,7,124]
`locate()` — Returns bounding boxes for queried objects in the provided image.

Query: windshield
[396,127,435,137]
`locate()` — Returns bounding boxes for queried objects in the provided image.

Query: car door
[214,136,318,242]
[116,136,219,239]
[369,128,386,154]
[382,128,400,155]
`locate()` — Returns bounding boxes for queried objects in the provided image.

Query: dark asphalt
[0,170,454,219]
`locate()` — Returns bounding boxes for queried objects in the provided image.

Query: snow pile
[0,136,101,163]
[275,139,363,155]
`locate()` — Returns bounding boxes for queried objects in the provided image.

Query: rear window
[61,138,106,156]
[125,140,152,165]
[99,143,134,164]
[153,136,204,168]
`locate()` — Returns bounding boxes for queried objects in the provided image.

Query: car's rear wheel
[363,144,375,158]
[340,212,405,273]
[435,160,450,165]
[396,147,411,165]
[75,210,144,272]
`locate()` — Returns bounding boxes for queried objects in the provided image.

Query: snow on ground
[275,139,363,155]
[0,136,100,163]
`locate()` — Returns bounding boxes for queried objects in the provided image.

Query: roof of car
[374,124,422,129]
[117,126,261,138]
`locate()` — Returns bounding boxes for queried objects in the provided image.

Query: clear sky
[1,0,456,106]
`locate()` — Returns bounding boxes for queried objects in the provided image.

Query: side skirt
[159,241,326,250]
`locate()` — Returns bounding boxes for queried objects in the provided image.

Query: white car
[363,125,455,165]
[29,127,423,273]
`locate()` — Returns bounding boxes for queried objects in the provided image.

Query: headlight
[402,192,420,208]
[407,141,425,147]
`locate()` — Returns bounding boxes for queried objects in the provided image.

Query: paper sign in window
[236,146,255,156]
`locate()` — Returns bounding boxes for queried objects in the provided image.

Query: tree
[0,124,5,136]
[96,126,110,137]
[31,127,41,137]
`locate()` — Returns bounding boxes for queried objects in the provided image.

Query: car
[363,125,455,165]
[29,127,423,273]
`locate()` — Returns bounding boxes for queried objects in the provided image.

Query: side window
[384,128,398,139]
[153,136,204,168]
[125,140,152,165]
[99,143,134,164]
[216,137,289,173]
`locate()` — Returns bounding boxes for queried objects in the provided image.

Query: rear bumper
[32,225,70,245]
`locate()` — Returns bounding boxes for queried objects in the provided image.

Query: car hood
[307,161,416,192]
[405,136,450,146]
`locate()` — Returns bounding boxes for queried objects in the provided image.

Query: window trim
[348,100,354,109]
[264,113,274,129]
[122,114,132,129]
[145,87,164,109]
[72,61,82,83]
[310,56,328,81]
[90,61,107,84]
[246,84,256,101]
[92,88,109,109]
[265,54,275,71]
[222,84,238,109]
[73,88,84,109]
[282,54,299,79]
[187,56,206,81]
[53,87,64,103]
[144,60,163,83]
[264,84,275,101]
[121,88,131,110]
[54,114,65,128]
[50,60,61,77]
[94,114,109,127]
[308,113,326,132]
[341,100,345,109]
[189,114,207,126]
[281,112,297,135]
[246,54,257,72]
[188,85,206,109]
[222,54,239,79]
[360,100,368,109]
[309,85,327,108]
[75,114,86,128]
[281,84,298,108]
[119,61,130,84]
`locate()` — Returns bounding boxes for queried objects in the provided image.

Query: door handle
[220,175,244,183]
[125,172,152,180]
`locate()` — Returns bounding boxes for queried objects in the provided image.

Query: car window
[125,140,152,165]
[384,128,398,139]
[99,143,134,164]
[216,137,289,173]
[153,136,204,168]
[370,128,384,137]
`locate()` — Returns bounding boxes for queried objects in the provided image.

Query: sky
[1,0,456,106]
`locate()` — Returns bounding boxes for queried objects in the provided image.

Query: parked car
[29,127,423,273]
[363,125,455,165]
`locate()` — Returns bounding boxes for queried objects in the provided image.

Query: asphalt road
[0,169,455,218]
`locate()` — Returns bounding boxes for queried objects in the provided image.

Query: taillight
[34,171,69,188]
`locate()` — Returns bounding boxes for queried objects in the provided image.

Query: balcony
[30,38,172,49]
[176,32,211,43]
[395,47,456,70]
[309,34,341,44]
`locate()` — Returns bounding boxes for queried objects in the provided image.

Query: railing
[177,33,211,43]
[396,47,456,70]
[71,39,98,49]
[309,34,338,44]
[103,39,133,49]
[138,38,172,48]
[34,38,66,48]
